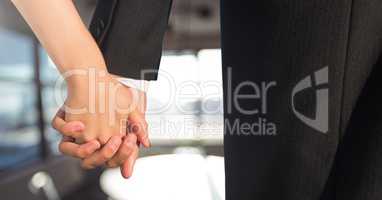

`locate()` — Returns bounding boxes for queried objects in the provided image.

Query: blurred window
[0,28,40,170]
[39,47,64,154]
[147,49,224,143]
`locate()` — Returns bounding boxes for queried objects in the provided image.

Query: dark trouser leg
[221,0,382,199]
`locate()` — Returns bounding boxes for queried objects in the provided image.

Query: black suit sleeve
[89,0,172,80]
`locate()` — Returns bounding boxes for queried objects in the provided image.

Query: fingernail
[141,140,148,148]
[121,168,130,179]
[145,139,151,148]
[132,126,139,133]
[122,173,130,179]
[126,169,133,179]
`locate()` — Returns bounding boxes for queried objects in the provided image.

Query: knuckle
[120,149,132,158]
[128,123,137,133]
[123,141,136,150]
[50,119,57,130]
[83,135,94,143]
[123,142,137,153]
[106,161,117,168]
[98,136,109,145]
[66,129,79,138]
[84,147,95,156]
[102,147,116,159]
[76,149,87,159]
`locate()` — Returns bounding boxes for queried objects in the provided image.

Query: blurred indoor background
[0,0,223,199]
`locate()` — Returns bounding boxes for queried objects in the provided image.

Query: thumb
[51,108,85,138]
[128,111,150,148]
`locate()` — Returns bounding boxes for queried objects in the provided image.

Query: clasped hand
[51,71,149,178]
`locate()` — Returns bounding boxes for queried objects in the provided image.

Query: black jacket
[89,0,172,80]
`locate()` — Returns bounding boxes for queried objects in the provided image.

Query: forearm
[11,0,107,77]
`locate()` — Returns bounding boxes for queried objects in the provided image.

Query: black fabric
[89,0,172,80]
[89,0,118,44]
[90,0,382,199]
[221,0,382,200]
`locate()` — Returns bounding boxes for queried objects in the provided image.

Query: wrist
[64,68,112,94]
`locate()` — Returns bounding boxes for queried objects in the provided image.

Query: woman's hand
[53,120,140,179]
[52,85,148,178]
[63,70,150,147]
